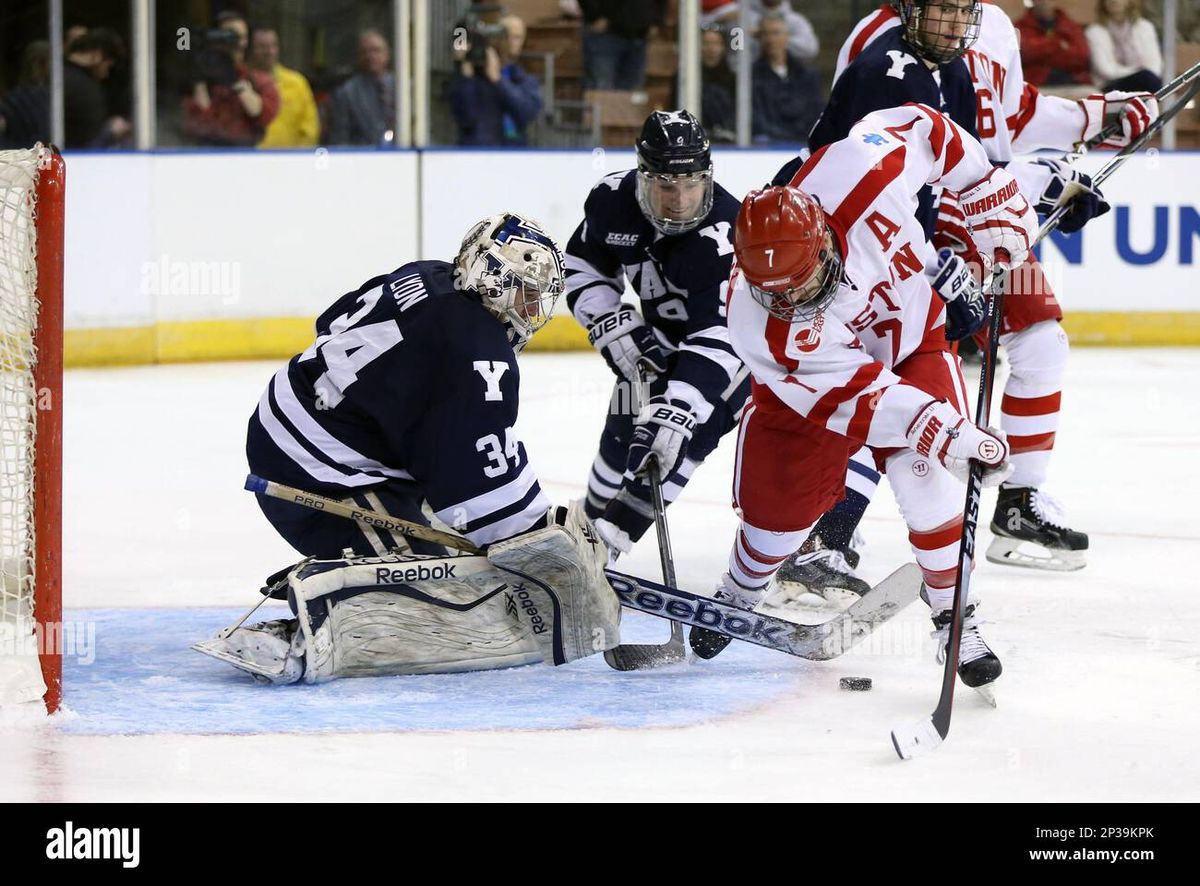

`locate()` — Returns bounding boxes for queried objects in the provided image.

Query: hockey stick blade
[603,641,686,671]
[891,716,944,760]
[606,563,920,662]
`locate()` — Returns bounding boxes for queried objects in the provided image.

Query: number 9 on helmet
[734,186,845,322]
[454,213,566,352]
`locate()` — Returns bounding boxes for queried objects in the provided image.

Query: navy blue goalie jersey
[564,169,745,423]
[246,260,550,546]
[781,27,981,238]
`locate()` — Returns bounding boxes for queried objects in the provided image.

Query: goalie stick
[243,475,921,662]
[608,563,921,661]
[891,77,1200,761]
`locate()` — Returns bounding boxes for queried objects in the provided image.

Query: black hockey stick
[602,457,688,670]
[1046,74,1200,243]
[890,248,1009,760]
[1078,61,1200,153]
[603,361,689,670]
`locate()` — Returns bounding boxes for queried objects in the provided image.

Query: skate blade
[986,536,1086,572]
[969,682,998,708]
[192,639,289,682]
[766,583,860,613]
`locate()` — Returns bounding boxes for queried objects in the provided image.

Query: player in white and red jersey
[783,1,1162,583]
[836,1,1157,157]
[689,104,1039,694]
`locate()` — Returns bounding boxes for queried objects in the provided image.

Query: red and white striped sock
[728,521,810,590]
[1000,321,1068,489]
[908,516,966,611]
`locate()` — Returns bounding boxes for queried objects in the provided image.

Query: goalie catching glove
[958,167,1038,274]
[1031,158,1110,234]
[586,306,669,382]
[926,247,988,341]
[625,396,696,479]
[905,399,1013,486]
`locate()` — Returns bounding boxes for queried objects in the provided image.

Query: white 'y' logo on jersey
[885,51,918,80]
[473,361,508,402]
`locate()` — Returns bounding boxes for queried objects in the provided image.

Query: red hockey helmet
[734,186,844,321]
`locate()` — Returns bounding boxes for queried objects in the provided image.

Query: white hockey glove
[625,396,696,480]
[905,399,1013,486]
[1032,158,1111,234]
[1079,91,1160,148]
[958,167,1038,274]
[586,307,669,382]
[926,248,987,342]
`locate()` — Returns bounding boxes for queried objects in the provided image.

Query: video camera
[193,26,242,87]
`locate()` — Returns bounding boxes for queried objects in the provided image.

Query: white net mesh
[0,146,47,705]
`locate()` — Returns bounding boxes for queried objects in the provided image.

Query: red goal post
[0,144,64,714]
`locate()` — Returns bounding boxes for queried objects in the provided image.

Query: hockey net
[0,145,63,713]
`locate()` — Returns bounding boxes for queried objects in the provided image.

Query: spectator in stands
[63,28,131,148]
[182,12,279,147]
[65,25,89,49]
[0,41,50,149]
[449,12,543,146]
[749,0,818,63]
[701,2,741,28]
[700,24,737,142]
[326,29,395,145]
[751,11,822,145]
[1017,1,1093,86]
[249,27,319,148]
[580,0,667,90]
[1086,0,1163,93]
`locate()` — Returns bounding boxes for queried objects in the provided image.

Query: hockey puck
[839,677,872,691]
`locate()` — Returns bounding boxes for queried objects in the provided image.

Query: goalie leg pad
[486,501,621,665]
[289,554,542,680]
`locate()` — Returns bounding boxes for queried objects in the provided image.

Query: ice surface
[0,350,1197,801]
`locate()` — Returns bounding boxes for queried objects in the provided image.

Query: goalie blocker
[195,502,621,682]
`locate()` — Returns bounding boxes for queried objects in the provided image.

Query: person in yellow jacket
[249,27,319,148]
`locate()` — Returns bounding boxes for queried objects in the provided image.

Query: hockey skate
[987,485,1087,571]
[688,573,768,660]
[930,603,1001,706]
[193,618,305,684]
[770,532,870,610]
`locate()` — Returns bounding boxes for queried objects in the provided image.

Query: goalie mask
[893,0,981,65]
[455,213,565,351]
[635,109,714,236]
[734,186,845,323]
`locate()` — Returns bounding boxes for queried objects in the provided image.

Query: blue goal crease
[55,607,801,736]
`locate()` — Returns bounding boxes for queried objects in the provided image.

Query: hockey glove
[586,307,669,383]
[905,399,1013,487]
[625,397,696,480]
[927,248,988,341]
[1032,158,1110,234]
[959,167,1038,274]
[1079,91,1161,148]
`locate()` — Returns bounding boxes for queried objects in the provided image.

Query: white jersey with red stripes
[836,2,1090,155]
[726,105,995,449]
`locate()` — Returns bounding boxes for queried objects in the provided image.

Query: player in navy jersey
[246,213,566,557]
[564,110,749,556]
[783,0,982,241]
[201,214,623,684]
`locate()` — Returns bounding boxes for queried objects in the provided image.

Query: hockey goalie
[196,214,621,683]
